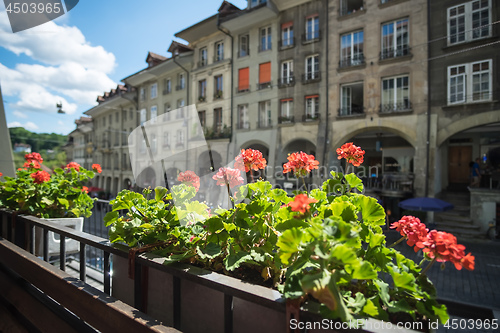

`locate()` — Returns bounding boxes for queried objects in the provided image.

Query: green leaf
[351,261,377,280]
[391,270,417,292]
[362,298,379,317]
[224,251,253,271]
[330,244,358,266]
[197,243,222,259]
[155,186,168,202]
[369,233,385,248]
[41,197,54,206]
[345,292,366,313]
[344,174,364,192]
[432,304,449,324]
[374,280,390,306]
[277,228,303,265]
[275,219,309,232]
[356,196,385,226]
[57,198,69,209]
[104,211,119,226]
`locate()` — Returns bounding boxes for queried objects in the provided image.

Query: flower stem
[420,257,437,276]
[301,177,307,193]
[388,236,405,248]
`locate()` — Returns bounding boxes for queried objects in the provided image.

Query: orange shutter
[306,94,319,99]
[281,98,293,102]
[239,68,249,90]
[259,62,271,84]
[281,21,293,29]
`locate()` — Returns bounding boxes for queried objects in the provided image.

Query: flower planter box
[34,217,84,257]
[111,252,420,333]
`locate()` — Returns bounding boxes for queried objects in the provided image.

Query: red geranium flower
[336,142,365,167]
[65,162,81,171]
[23,161,41,169]
[283,152,319,178]
[0,172,3,177]
[92,164,102,173]
[25,152,43,164]
[82,186,89,193]
[390,216,428,249]
[212,167,244,189]
[416,230,475,271]
[30,171,51,184]
[235,149,267,173]
[178,170,201,192]
[287,194,318,214]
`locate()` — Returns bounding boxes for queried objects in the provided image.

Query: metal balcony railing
[380,101,412,113]
[302,71,321,84]
[302,30,321,43]
[278,76,295,87]
[237,121,250,130]
[302,114,320,122]
[339,54,365,68]
[198,60,207,68]
[380,46,411,60]
[257,81,272,90]
[176,85,185,91]
[278,116,294,124]
[279,37,295,49]
[257,120,272,129]
[236,86,250,93]
[338,106,365,117]
[258,43,272,52]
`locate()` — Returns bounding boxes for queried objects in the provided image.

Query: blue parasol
[398,197,454,212]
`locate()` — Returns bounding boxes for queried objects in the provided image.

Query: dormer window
[250,0,267,8]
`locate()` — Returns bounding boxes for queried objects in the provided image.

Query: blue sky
[0,0,248,135]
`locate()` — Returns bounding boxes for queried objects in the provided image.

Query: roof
[146,52,168,68]
[167,41,193,55]
[96,85,135,104]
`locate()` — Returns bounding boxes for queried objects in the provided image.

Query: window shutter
[239,68,249,90]
[259,62,271,84]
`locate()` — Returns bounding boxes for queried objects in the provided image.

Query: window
[214,108,223,134]
[280,99,293,123]
[177,74,185,90]
[281,22,294,48]
[140,109,146,125]
[280,60,294,85]
[448,60,492,104]
[176,130,185,147]
[258,62,272,90]
[340,30,364,67]
[305,95,319,120]
[199,47,208,66]
[214,75,223,99]
[163,132,170,147]
[198,111,206,129]
[239,35,249,57]
[304,55,320,81]
[130,108,134,120]
[448,0,491,45]
[140,88,145,101]
[123,110,127,121]
[164,79,172,94]
[258,100,271,128]
[215,41,224,62]
[150,106,157,123]
[381,75,411,112]
[115,112,119,122]
[151,134,157,154]
[340,82,364,116]
[381,18,409,60]
[238,67,250,92]
[164,104,171,121]
[250,0,266,8]
[238,104,249,129]
[177,100,185,119]
[103,116,106,127]
[260,27,272,51]
[151,83,157,99]
[199,79,207,102]
[305,15,319,41]
[340,0,364,16]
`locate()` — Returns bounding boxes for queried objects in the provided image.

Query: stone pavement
[386,231,500,332]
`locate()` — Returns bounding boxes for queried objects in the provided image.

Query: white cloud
[0,11,116,73]
[13,110,28,119]
[8,121,39,131]
[0,10,118,119]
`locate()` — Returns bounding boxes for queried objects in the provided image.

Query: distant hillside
[9,127,67,152]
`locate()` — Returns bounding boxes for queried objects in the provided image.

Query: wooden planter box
[111,253,422,333]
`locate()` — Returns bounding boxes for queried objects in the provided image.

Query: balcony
[198,95,206,103]
[237,121,250,130]
[278,116,294,124]
[339,54,365,68]
[380,101,412,114]
[279,38,295,50]
[278,76,295,88]
[302,114,320,122]
[237,50,249,58]
[302,71,321,84]
[380,46,411,61]
[339,0,365,17]
[163,89,171,95]
[338,106,365,117]
[257,81,272,90]
[257,120,272,129]
[302,30,321,44]
[198,60,207,68]
[176,85,185,91]
[213,56,224,64]
[214,91,223,100]
[236,85,250,94]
